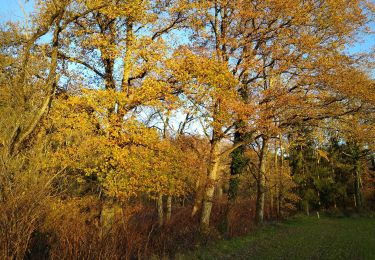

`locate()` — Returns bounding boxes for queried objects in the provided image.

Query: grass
[179,215,375,260]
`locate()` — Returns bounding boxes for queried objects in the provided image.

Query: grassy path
[181,216,375,260]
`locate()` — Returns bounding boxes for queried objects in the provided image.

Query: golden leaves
[45,90,199,202]
[87,0,147,21]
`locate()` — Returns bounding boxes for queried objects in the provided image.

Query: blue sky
[0,0,34,22]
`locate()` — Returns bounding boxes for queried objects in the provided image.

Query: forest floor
[179,214,375,260]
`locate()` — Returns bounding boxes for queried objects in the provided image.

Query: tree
[168,47,253,230]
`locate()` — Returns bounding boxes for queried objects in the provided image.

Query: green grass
[179,216,375,260]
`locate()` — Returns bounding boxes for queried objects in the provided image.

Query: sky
[0,0,34,23]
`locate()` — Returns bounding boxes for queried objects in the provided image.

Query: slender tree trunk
[166,195,172,223]
[272,139,278,219]
[18,8,62,90]
[122,21,133,96]
[10,13,63,156]
[275,145,280,218]
[354,160,363,210]
[256,137,268,224]
[305,201,310,216]
[157,194,163,227]
[317,160,321,213]
[200,141,221,231]
[278,135,284,218]
[256,171,266,224]
[269,186,274,219]
[276,187,280,218]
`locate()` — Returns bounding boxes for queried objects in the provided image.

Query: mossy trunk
[224,123,249,233]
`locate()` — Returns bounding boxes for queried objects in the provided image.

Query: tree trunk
[354,161,363,210]
[276,186,280,218]
[269,186,274,219]
[122,21,133,96]
[223,122,249,233]
[200,142,221,231]
[305,201,310,216]
[166,195,172,223]
[228,126,247,203]
[277,135,284,218]
[10,12,63,156]
[191,176,205,217]
[103,57,115,90]
[256,137,268,224]
[157,194,163,227]
[275,151,280,218]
